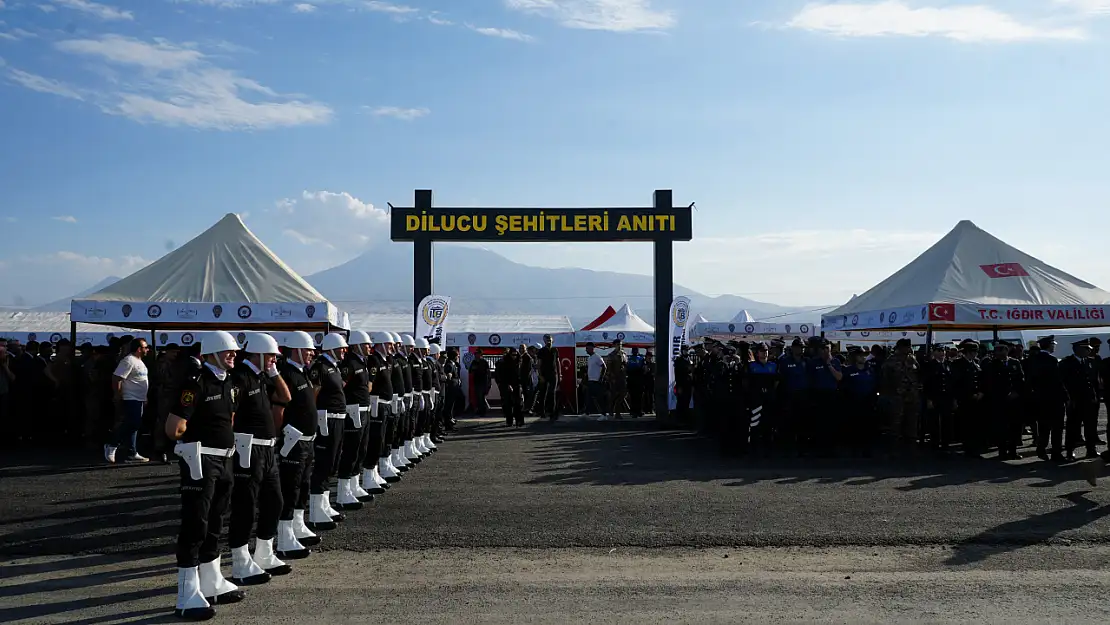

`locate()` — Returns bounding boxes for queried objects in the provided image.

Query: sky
[0,0,1108,308]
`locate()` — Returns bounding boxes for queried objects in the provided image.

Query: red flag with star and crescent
[980,263,1029,278]
[928,303,955,322]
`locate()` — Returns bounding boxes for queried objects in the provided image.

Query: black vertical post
[413,190,434,333]
[652,190,674,418]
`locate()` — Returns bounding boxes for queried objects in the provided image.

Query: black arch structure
[390,189,693,417]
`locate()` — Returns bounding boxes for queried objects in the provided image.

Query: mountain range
[31,245,824,326]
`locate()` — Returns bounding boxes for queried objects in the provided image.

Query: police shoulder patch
[181,390,196,407]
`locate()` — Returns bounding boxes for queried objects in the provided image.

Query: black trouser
[311,417,345,494]
[176,454,234,568]
[628,377,643,416]
[720,397,749,455]
[779,391,808,449]
[522,382,535,414]
[337,409,367,479]
[675,385,692,422]
[989,396,1022,456]
[928,397,955,448]
[1035,398,1065,455]
[1066,400,1100,454]
[502,385,522,426]
[535,378,557,418]
[807,389,838,450]
[362,410,386,470]
[847,394,877,453]
[383,409,399,455]
[229,444,282,548]
[278,438,313,519]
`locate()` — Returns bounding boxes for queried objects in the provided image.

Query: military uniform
[776,340,809,450]
[981,341,1025,459]
[922,346,955,449]
[879,339,921,448]
[307,353,347,528]
[672,351,693,422]
[275,357,319,554]
[337,350,373,508]
[1026,336,1067,460]
[387,352,410,471]
[364,348,395,486]
[1060,339,1100,458]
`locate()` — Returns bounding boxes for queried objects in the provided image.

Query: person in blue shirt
[841,346,878,456]
[745,343,778,453]
[626,347,646,417]
[776,338,810,453]
[804,337,842,456]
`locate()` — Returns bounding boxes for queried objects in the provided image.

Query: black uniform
[442,357,462,428]
[428,356,445,438]
[309,354,347,493]
[922,357,955,449]
[174,363,239,569]
[981,354,1025,458]
[1027,350,1067,458]
[364,351,392,471]
[276,360,316,520]
[672,354,693,422]
[228,361,282,549]
[337,351,372,480]
[1060,353,1099,456]
[718,355,746,454]
[388,353,407,455]
[408,351,427,440]
[535,345,559,419]
[496,353,523,427]
[841,361,878,454]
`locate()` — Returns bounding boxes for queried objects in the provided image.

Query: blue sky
[0,0,1108,307]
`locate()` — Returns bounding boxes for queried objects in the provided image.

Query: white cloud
[466,24,535,41]
[52,215,78,223]
[51,0,133,21]
[291,2,315,11]
[38,3,58,11]
[283,228,334,248]
[0,1,6,9]
[361,0,418,14]
[299,190,388,221]
[171,0,282,6]
[261,190,389,274]
[0,250,151,304]
[7,34,333,130]
[363,105,429,120]
[505,0,674,32]
[785,2,1085,42]
[1055,0,1110,15]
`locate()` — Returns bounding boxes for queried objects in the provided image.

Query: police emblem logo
[880,312,886,323]
[181,390,196,407]
[616,332,626,341]
[370,367,378,376]
[147,305,162,318]
[785,325,792,333]
[728,323,735,333]
[122,304,133,318]
[230,387,240,403]
[671,300,689,327]
[182,333,194,345]
[489,334,502,346]
[306,304,316,319]
[237,332,246,345]
[50,333,62,343]
[160,333,168,344]
[314,333,324,344]
[237,305,252,319]
[421,297,449,327]
[852,315,859,326]
[28,332,37,342]
[212,305,223,319]
[308,367,320,382]
[800,324,810,334]
[889,311,898,324]
[744,323,755,334]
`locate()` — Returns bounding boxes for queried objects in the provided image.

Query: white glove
[266,364,279,378]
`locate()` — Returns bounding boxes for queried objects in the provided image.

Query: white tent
[576,303,654,345]
[690,319,818,340]
[730,309,756,323]
[71,213,340,329]
[822,220,1110,332]
[345,312,576,348]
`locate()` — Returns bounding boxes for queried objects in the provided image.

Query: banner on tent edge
[823,303,1110,330]
[70,300,338,325]
[415,295,451,347]
[667,296,691,411]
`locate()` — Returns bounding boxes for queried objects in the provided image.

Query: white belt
[359,406,370,413]
[301,434,316,442]
[327,412,346,419]
[251,438,276,447]
[200,446,234,457]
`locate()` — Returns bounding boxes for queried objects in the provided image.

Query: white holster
[174,441,204,481]
[430,389,437,409]
[369,397,380,419]
[392,395,401,413]
[234,432,253,469]
[418,393,426,411]
[280,424,303,457]
[346,404,362,429]
[317,410,329,437]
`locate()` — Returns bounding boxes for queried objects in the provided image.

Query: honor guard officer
[1027,336,1068,461]
[923,344,955,451]
[307,333,349,530]
[364,332,397,488]
[950,340,984,456]
[167,331,245,621]
[387,334,412,474]
[228,332,293,586]
[428,343,447,443]
[398,334,423,465]
[1061,338,1100,459]
[273,331,320,559]
[336,330,374,511]
[414,338,439,452]
[982,340,1026,460]
[411,338,435,453]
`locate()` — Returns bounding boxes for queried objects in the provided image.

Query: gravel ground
[3,416,1110,623]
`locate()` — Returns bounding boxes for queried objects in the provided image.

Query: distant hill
[306,244,824,325]
[34,276,122,312]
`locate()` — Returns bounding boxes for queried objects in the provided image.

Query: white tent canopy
[822,220,1110,331]
[690,320,818,340]
[730,309,756,323]
[345,312,576,348]
[71,213,338,328]
[576,303,654,344]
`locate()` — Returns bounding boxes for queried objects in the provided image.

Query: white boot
[277,519,312,558]
[291,509,320,546]
[370,464,389,487]
[423,434,438,451]
[253,537,292,575]
[392,447,411,470]
[336,478,364,510]
[175,566,214,620]
[307,494,337,530]
[362,467,386,493]
[230,544,270,586]
[378,456,401,483]
[198,556,244,605]
[404,439,421,461]
[351,473,374,500]
[321,489,345,520]
[414,436,430,455]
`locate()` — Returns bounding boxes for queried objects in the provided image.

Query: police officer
[744,342,777,453]
[535,334,560,420]
[1061,338,1100,459]
[335,330,374,511]
[841,346,878,456]
[387,333,412,473]
[428,343,447,442]
[307,333,349,529]
[777,338,809,451]
[672,346,693,423]
[805,338,842,455]
[950,339,983,455]
[922,343,955,451]
[981,340,1025,459]
[441,346,463,431]
[413,338,437,453]
[398,334,425,463]
[167,331,244,620]
[363,331,397,488]
[228,332,293,586]
[1027,336,1067,461]
[274,331,320,558]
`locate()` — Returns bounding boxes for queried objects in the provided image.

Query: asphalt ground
[4,415,1110,623]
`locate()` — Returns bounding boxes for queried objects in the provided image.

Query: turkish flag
[928,303,955,322]
[980,263,1029,278]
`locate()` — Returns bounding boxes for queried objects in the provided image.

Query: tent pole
[925,325,933,351]
[150,329,157,356]
[69,320,76,346]
[992,326,999,342]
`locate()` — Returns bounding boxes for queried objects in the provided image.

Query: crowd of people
[673,334,1107,461]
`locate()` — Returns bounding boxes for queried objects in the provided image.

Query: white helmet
[428,343,442,355]
[321,333,349,352]
[283,331,316,350]
[349,330,371,346]
[243,332,280,355]
[202,331,240,355]
[414,337,429,349]
[370,331,392,345]
[390,332,402,344]
[534,343,543,349]
[400,334,416,347]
